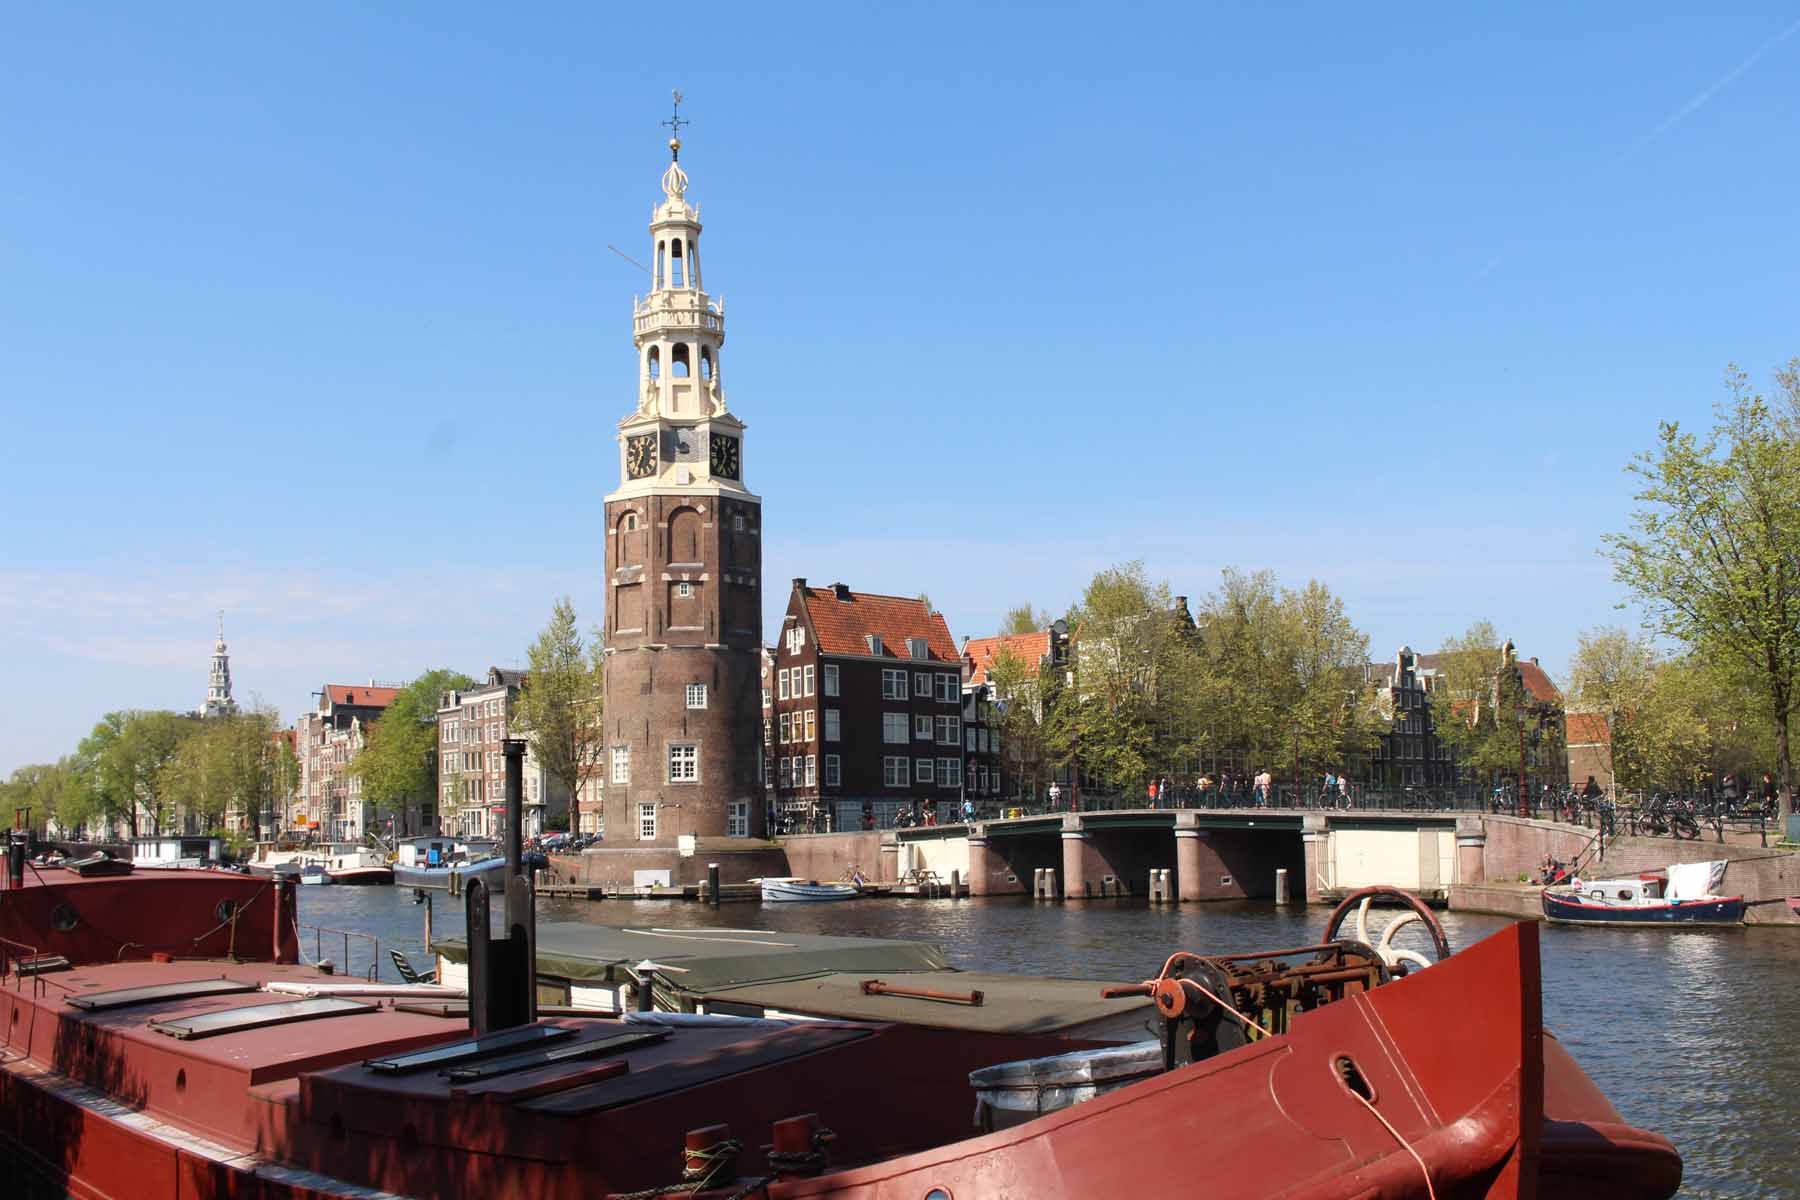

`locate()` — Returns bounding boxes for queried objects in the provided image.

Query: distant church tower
[204,611,237,718]
[601,101,764,844]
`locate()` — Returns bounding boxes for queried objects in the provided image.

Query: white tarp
[1666,860,1728,901]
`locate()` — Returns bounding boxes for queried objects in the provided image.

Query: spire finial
[662,89,688,161]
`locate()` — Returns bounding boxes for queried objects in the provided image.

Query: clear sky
[3,5,1798,773]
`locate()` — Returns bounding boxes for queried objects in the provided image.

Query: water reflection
[303,888,1792,1197]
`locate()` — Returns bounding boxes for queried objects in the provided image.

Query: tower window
[668,743,698,783]
[733,514,745,532]
[686,683,707,709]
[647,346,660,381]
[677,582,692,598]
[671,344,691,378]
[701,346,713,381]
[623,512,638,532]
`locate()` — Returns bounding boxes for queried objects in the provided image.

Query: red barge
[1,831,1681,1199]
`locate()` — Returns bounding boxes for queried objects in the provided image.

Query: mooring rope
[1351,1088,1437,1200]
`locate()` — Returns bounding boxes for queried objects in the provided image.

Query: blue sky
[3,6,1798,772]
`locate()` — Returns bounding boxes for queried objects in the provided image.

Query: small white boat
[325,846,394,886]
[760,877,859,903]
[298,861,332,886]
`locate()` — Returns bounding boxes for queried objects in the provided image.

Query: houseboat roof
[432,922,946,992]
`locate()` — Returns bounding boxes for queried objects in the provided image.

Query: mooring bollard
[1148,868,1173,902]
[949,868,960,896]
[708,861,721,908]
[1275,867,1290,904]
[1033,867,1059,900]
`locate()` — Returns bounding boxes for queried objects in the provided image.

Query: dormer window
[866,634,883,656]
[907,637,929,660]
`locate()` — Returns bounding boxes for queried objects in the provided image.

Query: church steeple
[204,611,237,718]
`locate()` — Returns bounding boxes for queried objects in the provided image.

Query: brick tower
[600,117,764,846]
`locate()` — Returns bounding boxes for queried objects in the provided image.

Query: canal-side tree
[71,710,197,838]
[1191,571,1379,791]
[1,760,77,834]
[984,643,1055,801]
[351,669,473,843]
[1000,603,1053,636]
[1604,361,1800,820]
[162,707,295,837]
[1045,563,1204,796]
[1428,622,1526,788]
[517,599,605,833]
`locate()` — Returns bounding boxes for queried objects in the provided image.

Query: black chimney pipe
[504,739,524,880]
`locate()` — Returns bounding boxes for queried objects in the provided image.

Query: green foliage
[1428,623,1563,797]
[1,761,77,834]
[161,708,293,836]
[73,710,198,837]
[1603,361,1800,817]
[352,669,474,835]
[999,603,1053,637]
[516,598,605,817]
[985,644,1055,798]
[1572,628,1775,792]
[1044,563,1204,791]
[1191,570,1379,784]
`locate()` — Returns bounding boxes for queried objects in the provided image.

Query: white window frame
[778,756,791,787]
[804,755,816,787]
[824,754,840,787]
[638,802,657,840]
[779,712,791,743]
[668,743,698,783]
[823,664,839,697]
[804,709,816,742]
[914,671,929,696]
[914,757,934,784]
[936,715,961,745]
[881,669,908,700]
[966,729,976,751]
[824,709,841,742]
[803,665,815,697]
[937,673,958,703]
[727,800,749,837]
[883,712,908,744]
[611,746,631,784]
[778,670,790,701]
[883,756,909,788]
[940,757,960,788]
[914,714,932,740]
[686,682,707,710]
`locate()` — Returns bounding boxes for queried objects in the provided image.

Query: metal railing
[297,923,382,981]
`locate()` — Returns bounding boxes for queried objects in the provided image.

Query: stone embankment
[1459,814,1799,925]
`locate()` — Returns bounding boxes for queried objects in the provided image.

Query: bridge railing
[972,785,1502,821]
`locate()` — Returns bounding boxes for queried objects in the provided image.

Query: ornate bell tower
[601,101,764,846]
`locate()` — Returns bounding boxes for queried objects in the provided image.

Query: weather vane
[662,89,688,159]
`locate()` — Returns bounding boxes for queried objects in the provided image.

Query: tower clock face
[625,433,657,479]
[710,432,740,480]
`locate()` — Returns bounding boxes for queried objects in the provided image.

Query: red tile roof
[798,587,959,662]
[1566,712,1610,746]
[1516,659,1561,705]
[326,684,400,709]
[963,632,1052,685]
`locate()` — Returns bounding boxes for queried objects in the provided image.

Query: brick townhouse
[962,626,1072,803]
[768,580,966,831]
[437,667,570,840]
[294,684,398,841]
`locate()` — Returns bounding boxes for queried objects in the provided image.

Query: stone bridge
[891,808,1489,903]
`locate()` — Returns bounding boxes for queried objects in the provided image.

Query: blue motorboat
[391,854,507,891]
[1541,859,1744,927]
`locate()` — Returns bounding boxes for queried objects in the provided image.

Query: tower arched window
[670,238,686,288]
[671,344,691,378]
[700,346,713,381]
[655,240,666,289]
[647,346,661,381]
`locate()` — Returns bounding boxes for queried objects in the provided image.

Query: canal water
[300,887,1797,1198]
